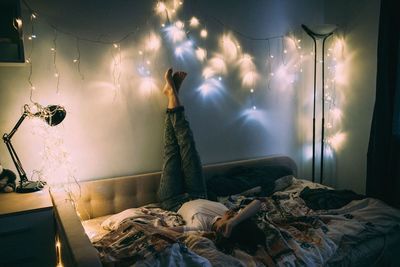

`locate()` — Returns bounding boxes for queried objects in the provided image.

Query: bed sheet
[81,178,400,266]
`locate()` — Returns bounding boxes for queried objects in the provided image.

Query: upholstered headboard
[62,155,296,220]
[50,155,297,267]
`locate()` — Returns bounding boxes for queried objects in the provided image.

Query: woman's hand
[217,219,238,238]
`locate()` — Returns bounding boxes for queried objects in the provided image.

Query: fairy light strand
[27,13,36,103]
[74,38,85,80]
[52,30,60,93]
[111,43,122,100]
[20,0,345,191]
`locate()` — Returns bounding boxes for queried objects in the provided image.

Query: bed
[49,155,400,267]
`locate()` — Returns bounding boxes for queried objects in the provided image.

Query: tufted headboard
[63,155,297,220]
[50,155,297,267]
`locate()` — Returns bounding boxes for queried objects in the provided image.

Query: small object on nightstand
[0,165,16,192]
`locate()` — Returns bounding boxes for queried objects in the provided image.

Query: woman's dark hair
[215,218,266,254]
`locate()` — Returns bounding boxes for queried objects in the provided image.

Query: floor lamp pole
[302,24,336,184]
[320,34,332,184]
[311,38,317,183]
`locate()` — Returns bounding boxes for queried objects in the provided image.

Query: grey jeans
[157,107,207,211]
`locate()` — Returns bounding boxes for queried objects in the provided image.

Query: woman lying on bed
[157,68,282,266]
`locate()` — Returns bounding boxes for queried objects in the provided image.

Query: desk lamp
[2,103,66,193]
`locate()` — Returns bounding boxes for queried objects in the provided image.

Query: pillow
[206,165,294,200]
[273,175,294,192]
[101,207,184,231]
[101,208,147,230]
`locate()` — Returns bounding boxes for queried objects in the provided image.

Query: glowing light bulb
[190,17,199,27]
[51,47,55,51]
[31,86,36,90]
[138,50,143,55]
[175,20,184,29]
[73,59,78,63]
[195,47,207,61]
[156,2,167,13]
[218,76,222,81]
[146,60,151,65]
[252,106,257,110]
[200,29,208,38]
[31,13,37,19]
[175,47,183,56]
[146,33,161,51]
[28,36,32,40]
[15,18,22,28]
[270,55,274,58]
[250,88,254,93]
[331,108,342,120]
[113,43,119,48]
[161,23,165,27]
[283,49,287,54]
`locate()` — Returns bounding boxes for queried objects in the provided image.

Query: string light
[51,30,60,93]
[200,29,208,38]
[195,47,207,61]
[19,0,349,196]
[175,20,184,29]
[111,43,122,99]
[190,16,199,27]
[26,12,37,103]
[74,38,84,80]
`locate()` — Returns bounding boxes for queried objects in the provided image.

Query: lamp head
[43,105,67,126]
[301,24,337,39]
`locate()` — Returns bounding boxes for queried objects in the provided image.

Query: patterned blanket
[90,179,400,267]
[93,207,211,266]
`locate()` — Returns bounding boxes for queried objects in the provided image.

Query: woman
[158,68,277,265]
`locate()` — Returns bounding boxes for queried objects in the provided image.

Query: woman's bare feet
[163,68,187,109]
[173,71,187,94]
[163,68,176,97]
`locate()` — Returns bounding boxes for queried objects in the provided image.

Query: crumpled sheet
[88,179,400,267]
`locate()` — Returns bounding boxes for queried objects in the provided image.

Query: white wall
[1,0,378,192]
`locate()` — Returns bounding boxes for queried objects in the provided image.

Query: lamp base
[16,180,45,193]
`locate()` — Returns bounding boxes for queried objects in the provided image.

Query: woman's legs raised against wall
[157,69,207,211]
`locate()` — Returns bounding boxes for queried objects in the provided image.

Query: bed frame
[50,155,297,267]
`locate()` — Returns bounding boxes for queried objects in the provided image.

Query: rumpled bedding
[84,178,400,267]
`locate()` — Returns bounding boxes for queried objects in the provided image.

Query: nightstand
[0,189,56,267]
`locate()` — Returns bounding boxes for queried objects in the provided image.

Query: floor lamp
[301,24,337,184]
